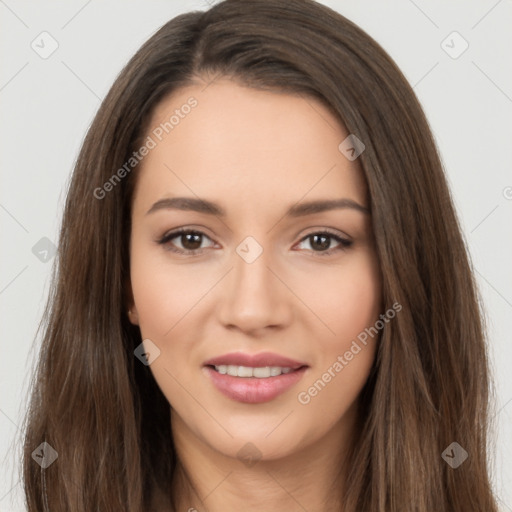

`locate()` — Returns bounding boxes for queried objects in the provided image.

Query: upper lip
[204,351,308,369]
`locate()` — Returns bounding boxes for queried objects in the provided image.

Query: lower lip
[204,366,308,404]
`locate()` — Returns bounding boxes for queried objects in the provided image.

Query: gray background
[1,1,511,510]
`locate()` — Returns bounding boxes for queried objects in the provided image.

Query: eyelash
[156,227,353,257]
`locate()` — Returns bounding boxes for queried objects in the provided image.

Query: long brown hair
[21,0,499,510]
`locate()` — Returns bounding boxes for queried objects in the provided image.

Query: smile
[213,365,294,378]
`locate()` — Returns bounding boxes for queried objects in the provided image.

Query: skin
[128,77,382,512]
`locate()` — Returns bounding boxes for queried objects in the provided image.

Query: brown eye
[297,231,352,256]
[309,234,331,251]
[179,231,203,250]
[158,229,214,255]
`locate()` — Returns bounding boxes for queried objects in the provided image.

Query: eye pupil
[311,234,330,251]
[182,232,202,250]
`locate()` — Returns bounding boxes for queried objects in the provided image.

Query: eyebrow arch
[146,196,370,217]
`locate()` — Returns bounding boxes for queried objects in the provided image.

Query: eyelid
[298,227,352,243]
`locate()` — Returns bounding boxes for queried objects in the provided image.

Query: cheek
[129,242,207,337]
[300,251,382,344]
[294,251,381,411]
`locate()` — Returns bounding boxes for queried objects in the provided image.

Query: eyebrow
[146,196,370,217]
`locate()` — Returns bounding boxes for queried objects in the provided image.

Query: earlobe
[124,277,139,325]
[127,307,140,325]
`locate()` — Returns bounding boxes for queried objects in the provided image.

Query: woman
[21,0,499,510]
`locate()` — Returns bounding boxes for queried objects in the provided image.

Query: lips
[204,366,308,403]
[203,351,307,370]
[203,351,309,404]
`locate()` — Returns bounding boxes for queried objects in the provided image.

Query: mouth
[203,361,309,404]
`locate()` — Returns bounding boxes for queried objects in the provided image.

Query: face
[128,77,382,462]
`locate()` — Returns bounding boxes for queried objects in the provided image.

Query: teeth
[214,365,294,378]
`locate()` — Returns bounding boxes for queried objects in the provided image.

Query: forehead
[133,78,368,215]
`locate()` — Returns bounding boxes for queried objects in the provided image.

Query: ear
[127,305,140,325]
[124,277,140,325]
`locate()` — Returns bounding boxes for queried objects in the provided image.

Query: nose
[217,242,293,336]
